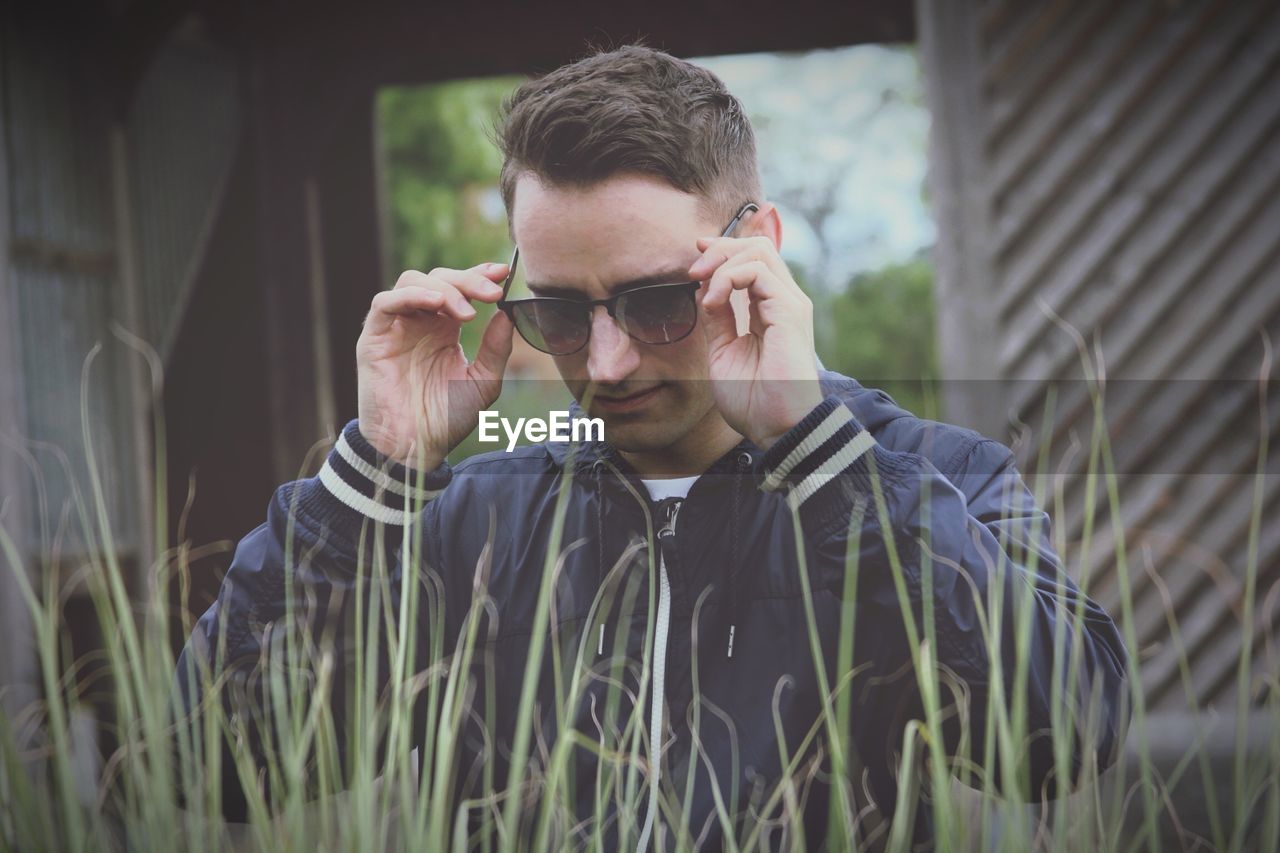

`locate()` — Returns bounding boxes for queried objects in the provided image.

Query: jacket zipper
[593,459,682,851]
[637,496,681,853]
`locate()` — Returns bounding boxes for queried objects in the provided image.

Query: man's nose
[585,306,640,385]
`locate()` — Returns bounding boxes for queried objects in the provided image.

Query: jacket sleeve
[758,395,1130,799]
[173,419,451,820]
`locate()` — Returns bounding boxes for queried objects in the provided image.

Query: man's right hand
[356,263,514,470]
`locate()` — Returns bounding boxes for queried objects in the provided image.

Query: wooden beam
[250,0,914,84]
[237,0,914,171]
[7,237,116,277]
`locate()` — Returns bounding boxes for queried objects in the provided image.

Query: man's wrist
[757,396,886,516]
[748,387,826,451]
[316,419,452,528]
[358,422,446,473]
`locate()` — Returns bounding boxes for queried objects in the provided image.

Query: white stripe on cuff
[334,431,441,501]
[762,405,855,491]
[785,430,877,510]
[318,461,422,526]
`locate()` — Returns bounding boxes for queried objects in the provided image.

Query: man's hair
[496,43,763,228]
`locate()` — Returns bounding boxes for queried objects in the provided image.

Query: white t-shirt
[640,475,700,502]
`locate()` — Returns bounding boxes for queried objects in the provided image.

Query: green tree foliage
[380,77,571,463]
[377,78,522,354]
[818,257,940,420]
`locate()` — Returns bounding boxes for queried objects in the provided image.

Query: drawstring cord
[725,450,753,658]
[593,458,607,656]
[592,448,753,659]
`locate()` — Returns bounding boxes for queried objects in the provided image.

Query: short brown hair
[496,43,763,229]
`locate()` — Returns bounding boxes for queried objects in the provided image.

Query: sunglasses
[497,202,759,356]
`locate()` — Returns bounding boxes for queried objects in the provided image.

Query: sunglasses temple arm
[721,202,760,238]
[500,245,521,301]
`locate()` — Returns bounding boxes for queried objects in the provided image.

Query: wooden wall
[918,0,1280,710]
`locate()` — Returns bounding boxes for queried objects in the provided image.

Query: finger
[375,284,474,330]
[699,246,784,310]
[688,236,744,282]
[698,285,739,353]
[703,255,774,311]
[705,259,804,329]
[414,278,476,320]
[690,235,792,293]
[470,308,515,382]
[363,287,448,336]
[737,289,765,337]
[392,269,496,316]
[431,264,510,303]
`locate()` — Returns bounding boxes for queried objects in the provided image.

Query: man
[176,44,1128,849]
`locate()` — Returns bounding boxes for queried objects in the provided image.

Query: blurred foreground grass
[0,346,1276,853]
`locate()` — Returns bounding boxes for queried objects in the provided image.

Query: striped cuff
[298,419,451,531]
[759,397,880,511]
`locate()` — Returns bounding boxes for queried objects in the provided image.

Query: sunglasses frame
[497,201,759,356]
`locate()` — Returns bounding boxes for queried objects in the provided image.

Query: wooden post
[109,125,156,593]
[246,43,326,486]
[915,0,1006,440]
[312,95,385,427]
[0,27,38,730]
[304,178,337,441]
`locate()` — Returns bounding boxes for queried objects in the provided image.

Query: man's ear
[747,201,783,251]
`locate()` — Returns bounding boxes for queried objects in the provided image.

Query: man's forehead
[510,174,712,290]
[510,173,708,246]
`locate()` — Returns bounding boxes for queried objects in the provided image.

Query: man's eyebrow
[528,266,695,297]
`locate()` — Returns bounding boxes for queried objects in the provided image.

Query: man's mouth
[592,384,664,413]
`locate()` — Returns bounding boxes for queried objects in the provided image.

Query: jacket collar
[544,370,906,483]
[544,412,759,486]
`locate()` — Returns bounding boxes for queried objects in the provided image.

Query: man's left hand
[690,235,824,451]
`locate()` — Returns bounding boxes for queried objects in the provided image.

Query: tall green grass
[1,342,1277,852]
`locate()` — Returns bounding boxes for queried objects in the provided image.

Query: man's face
[510,173,725,454]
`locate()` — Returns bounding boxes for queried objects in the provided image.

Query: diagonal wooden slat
[1059,298,1280,594]
[994,3,1280,327]
[987,0,1216,234]
[986,0,1114,154]
[980,0,1074,97]
[1017,187,1280,510]
[1004,91,1280,405]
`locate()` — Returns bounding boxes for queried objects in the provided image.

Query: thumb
[471,308,515,381]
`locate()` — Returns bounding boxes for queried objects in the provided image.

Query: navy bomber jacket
[175,370,1129,848]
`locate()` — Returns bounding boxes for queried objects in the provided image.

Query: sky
[694,45,936,290]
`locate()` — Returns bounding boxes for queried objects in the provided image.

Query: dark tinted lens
[616,285,697,344]
[509,300,590,355]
